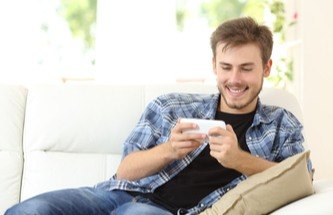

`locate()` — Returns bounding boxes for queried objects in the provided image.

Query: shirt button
[248,137,252,140]
[199,203,205,207]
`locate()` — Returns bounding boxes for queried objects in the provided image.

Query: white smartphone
[180,118,226,135]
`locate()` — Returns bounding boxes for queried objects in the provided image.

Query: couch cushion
[20,151,121,200]
[21,85,144,199]
[271,180,333,214]
[200,151,314,215]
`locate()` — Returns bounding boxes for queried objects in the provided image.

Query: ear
[212,57,217,75]
[263,59,272,77]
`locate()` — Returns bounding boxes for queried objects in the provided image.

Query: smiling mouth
[226,86,249,97]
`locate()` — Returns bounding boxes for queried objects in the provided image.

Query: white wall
[95,0,178,84]
[301,0,333,180]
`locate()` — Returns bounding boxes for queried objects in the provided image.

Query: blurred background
[0,0,332,181]
[0,0,299,89]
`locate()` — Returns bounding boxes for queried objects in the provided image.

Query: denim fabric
[5,187,173,215]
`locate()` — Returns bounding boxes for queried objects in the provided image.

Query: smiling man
[6,17,310,215]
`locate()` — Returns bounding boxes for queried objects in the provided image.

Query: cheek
[245,76,264,88]
[215,70,231,81]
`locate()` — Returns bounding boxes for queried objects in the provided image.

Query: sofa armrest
[271,179,333,214]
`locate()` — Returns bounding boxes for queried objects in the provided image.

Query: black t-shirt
[144,108,256,213]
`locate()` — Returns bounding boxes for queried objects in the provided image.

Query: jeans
[5,187,174,215]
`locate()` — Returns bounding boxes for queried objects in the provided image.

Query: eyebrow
[219,62,255,67]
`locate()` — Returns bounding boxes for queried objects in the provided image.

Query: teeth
[229,88,245,93]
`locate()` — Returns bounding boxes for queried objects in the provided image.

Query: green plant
[266,0,298,88]
[58,0,97,50]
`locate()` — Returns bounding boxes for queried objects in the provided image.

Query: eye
[221,67,231,71]
[242,67,252,72]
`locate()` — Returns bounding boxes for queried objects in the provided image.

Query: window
[0,0,300,89]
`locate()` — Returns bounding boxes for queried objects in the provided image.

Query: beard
[217,80,263,111]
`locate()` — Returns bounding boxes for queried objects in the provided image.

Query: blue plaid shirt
[95,93,310,214]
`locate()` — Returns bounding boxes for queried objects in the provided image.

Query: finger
[225,124,238,141]
[180,122,199,133]
[185,141,202,148]
[208,134,226,145]
[170,141,201,159]
[171,132,206,142]
[209,143,222,152]
[174,122,199,135]
[172,140,202,150]
[208,126,225,137]
[209,150,221,161]
[179,118,214,133]
[184,133,207,141]
[226,124,234,133]
[209,124,237,137]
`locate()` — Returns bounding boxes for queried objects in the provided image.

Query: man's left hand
[208,124,243,169]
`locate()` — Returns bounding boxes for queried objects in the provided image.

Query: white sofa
[1,84,333,214]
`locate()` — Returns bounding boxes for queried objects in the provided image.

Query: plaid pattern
[95,93,309,214]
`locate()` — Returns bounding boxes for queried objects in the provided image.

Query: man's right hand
[167,119,207,160]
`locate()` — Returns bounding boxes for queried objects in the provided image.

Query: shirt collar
[201,95,274,126]
[198,93,274,126]
[196,94,220,119]
[252,98,274,126]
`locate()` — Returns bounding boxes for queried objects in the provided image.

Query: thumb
[226,124,234,133]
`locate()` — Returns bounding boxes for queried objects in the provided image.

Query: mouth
[226,85,248,97]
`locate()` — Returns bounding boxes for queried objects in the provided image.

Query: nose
[229,69,242,84]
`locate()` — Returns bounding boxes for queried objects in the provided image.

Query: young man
[6,17,309,215]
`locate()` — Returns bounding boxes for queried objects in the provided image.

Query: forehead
[215,43,262,63]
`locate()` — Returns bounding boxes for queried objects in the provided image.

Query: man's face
[212,43,271,114]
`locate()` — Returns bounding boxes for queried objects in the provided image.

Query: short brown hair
[210,17,273,66]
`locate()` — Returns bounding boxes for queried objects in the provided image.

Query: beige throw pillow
[200,151,314,215]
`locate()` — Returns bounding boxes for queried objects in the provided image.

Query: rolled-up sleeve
[122,98,163,158]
